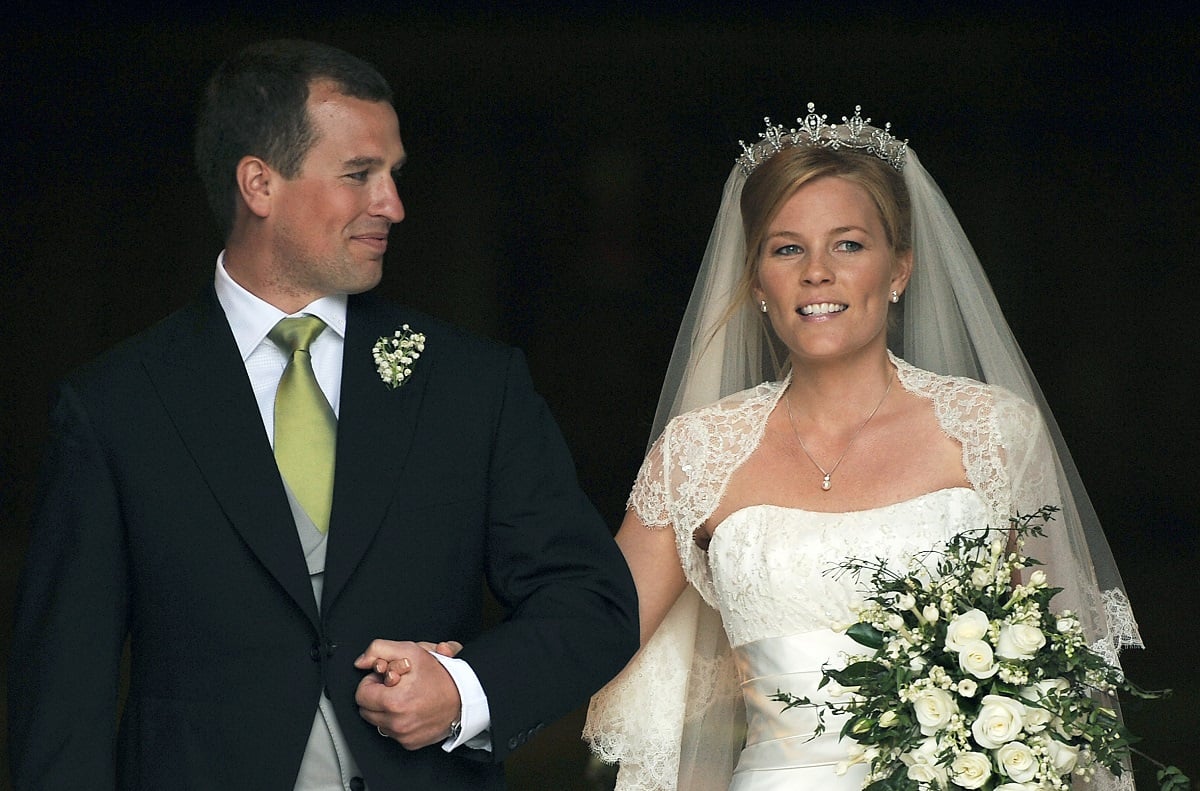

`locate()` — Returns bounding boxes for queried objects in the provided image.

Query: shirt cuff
[429,652,492,752]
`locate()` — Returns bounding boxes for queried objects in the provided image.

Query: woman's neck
[785,350,896,425]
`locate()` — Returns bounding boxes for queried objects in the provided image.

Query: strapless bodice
[708,488,989,790]
[709,488,988,648]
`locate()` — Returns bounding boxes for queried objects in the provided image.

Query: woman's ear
[891,249,914,294]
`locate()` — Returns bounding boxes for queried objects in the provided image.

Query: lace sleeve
[585,382,781,791]
[627,434,671,528]
[899,356,1142,670]
[626,382,784,605]
[995,390,1143,667]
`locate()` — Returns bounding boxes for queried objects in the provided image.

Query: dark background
[2,4,1197,789]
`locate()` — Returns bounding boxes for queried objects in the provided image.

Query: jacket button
[309,644,321,661]
[349,778,366,791]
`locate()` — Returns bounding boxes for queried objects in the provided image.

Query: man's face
[267,80,406,304]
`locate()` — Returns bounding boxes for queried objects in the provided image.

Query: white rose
[957,678,979,698]
[945,609,990,652]
[902,739,948,788]
[1022,705,1052,732]
[996,623,1046,660]
[835,743,878,776]
[996,741,1038,783]
[1056,615,1079,634]
[958,639,999,679]
[971,567,993,588]
[994,785,1037,791]
[1018,678,1068,730]
[971,695,1026,749]
[913,688,957,736]
[1044,738,1081,775]
[907,762,949,787]
[1019,678,1069,705]
[950,751,993,789]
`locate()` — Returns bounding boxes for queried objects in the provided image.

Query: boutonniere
[372,324,426,390]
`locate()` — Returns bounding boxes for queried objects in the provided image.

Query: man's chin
[344,265,384,295]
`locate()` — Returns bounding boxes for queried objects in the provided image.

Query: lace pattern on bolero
[627,355,1045,603]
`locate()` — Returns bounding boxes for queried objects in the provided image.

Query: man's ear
[235,155,274,219]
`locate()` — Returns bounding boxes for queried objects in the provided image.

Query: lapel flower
[372,324,426,390]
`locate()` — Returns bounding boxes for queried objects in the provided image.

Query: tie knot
[270,316,327,354]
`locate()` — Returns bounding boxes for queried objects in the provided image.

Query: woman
[582,106,1141,790]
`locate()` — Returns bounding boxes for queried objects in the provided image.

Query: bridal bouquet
[774,506,1189,791]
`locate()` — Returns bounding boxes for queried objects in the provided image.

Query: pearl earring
[759,300,768,313]
[890,290,900,304]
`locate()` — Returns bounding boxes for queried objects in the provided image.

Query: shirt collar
[213,251,349,361]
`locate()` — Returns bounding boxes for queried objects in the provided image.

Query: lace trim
[1090,588,1144,670]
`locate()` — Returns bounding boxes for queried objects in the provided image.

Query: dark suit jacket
[8,288,639,790]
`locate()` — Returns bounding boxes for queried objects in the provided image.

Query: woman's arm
[615,508,688,647]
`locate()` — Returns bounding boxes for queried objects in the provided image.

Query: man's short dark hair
[194,39,393,238]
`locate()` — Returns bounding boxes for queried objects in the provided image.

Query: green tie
[270,316,337,533]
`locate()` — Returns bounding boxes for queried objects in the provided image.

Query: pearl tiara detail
[736,103,908,175]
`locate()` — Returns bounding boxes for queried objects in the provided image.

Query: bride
[583,106,1142,790]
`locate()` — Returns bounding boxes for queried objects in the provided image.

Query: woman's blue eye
[835,240,863,253]
[773,244,803,256]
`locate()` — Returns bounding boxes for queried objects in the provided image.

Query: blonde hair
[716,146,912,335]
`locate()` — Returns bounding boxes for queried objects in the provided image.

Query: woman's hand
[357,640,464,686]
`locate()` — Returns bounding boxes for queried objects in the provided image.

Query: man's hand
[354,640,463,750]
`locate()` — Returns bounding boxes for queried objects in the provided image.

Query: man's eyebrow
[342,155,384,169]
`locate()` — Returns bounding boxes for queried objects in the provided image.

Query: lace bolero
[629,355,1054,608]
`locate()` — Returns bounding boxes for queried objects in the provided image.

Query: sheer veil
[588,112,1142,791]
[649,129,1139,665]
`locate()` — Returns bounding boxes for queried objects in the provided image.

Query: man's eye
[346,171,369,182]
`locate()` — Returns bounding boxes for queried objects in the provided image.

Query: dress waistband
[732,630,864,774]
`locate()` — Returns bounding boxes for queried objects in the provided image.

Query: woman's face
[753,175,911,366]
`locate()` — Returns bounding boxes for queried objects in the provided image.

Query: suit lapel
[143,291,320,627]
[322,295,431,609]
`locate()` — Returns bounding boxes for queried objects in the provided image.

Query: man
[8,39,638,790]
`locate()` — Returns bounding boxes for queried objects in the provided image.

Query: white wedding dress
[710,490,988,790]
[585,360,1139,791]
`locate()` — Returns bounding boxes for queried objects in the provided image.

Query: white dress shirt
[213,255,491,790]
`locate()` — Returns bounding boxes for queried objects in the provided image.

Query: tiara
[736,103,907,175]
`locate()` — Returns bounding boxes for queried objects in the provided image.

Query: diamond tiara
[736,103,908,175]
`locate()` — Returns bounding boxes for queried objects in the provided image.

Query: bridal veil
[585,109,1141,791]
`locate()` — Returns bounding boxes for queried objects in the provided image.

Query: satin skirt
[729,630,867,791]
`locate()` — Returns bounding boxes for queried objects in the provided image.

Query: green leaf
[847,622,886,649]
[827,660,888,686]
[1157,766,1192,791]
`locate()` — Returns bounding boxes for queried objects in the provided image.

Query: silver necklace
[783,374,894,491]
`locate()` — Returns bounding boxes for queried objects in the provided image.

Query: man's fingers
[435,640,463,657]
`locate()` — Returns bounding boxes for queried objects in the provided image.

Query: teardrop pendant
[821,474,832,491]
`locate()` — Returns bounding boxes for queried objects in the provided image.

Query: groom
[8,39,638,790]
